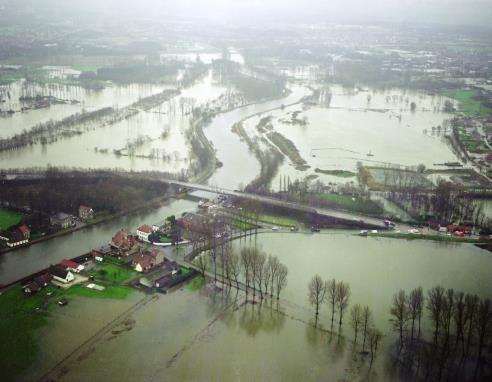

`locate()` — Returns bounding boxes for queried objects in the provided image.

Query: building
[50,212,74,229]
[136,224,153,242]
[34,273,53,287]
[6,229,28,248]
[49,265,75,284]
[133,248,165,272]
[91,244,114,262]
[59,259,85,273]
[111,229,139,256]
[23,281,41,294]
[78,205,94,221]
[18,224,30,240]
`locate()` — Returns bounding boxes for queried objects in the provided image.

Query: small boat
[366,151,374,157]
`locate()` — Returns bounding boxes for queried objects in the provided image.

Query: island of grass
[314,168,356,178]
[258,214,302,227]
[0,208,23,230]
[267,131,309,170]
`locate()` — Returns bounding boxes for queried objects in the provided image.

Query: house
[23,281,41,294]
[136,224,153,242]
[50,212,74,229]
[78,205,94,221]
[6,229,28,247]
[91,244,114,262]
[132,249,165,273]
[18,224,30,240]
[34,273,53,287]
[111,229,139,256]
[49,265,75,284]
[59,259,85,273]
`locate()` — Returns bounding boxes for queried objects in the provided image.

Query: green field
[316,193,383,215]
[0,285,62,380]
[443,89,492,117]
[89,264,138,284]
[64,284,133,299]
[0,208,23,230]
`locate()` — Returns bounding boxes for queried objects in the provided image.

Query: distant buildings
[136,224,153,242]
[50,212,74,229]
[0,224,30,247]
[78,205,94,221]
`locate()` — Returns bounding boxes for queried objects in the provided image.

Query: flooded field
[19,232,492,381]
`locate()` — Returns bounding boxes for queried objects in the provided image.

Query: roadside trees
[193,253,208,277]
[326,278,338,329]
[275,264,288,300]
[408,287,424,342]
[390,289,409,347]
[427,286,445,344]
[350,304,363,344]
[336,281,351,329]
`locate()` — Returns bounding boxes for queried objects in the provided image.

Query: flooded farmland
[18,232,492,382]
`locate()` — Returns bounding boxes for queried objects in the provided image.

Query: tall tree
[275,264,288,300]
[361,305,372,352]
[193,253,208,277]
[475,298,491,364]
[427,286,445,344]
[326,278,338,329]
[336,281,351,328]
[390,289,409,346]
[308,275,326,318]
[350,304,363,344]
[408,287,424,342]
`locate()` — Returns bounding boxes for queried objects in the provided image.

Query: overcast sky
[3,0,492,27]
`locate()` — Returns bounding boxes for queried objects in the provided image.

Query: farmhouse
[78,205,94,220]
[49,265,75,284]
[59,259,85,273]
[136,224,153,242]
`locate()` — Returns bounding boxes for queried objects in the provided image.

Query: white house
[50,265,75,284]
[136,224,153,242]
[59,259,85,273]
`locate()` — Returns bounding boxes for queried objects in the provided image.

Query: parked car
[290,226,299,232]
[311,226,320,232]
[271,226,279,231]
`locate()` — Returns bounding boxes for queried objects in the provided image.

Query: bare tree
[361,305,372,352]
[453,291,466,350]
[254,251,267,300]
[308,275,326,319]
[408,287,424,342]
[390,289,408,346]
[475,298,491,364]
[275,264,288,300]
[464,294,479,357]
[193,253,208,277]
[427,286,445,344]
[350,304,363,344]
[368,327,383,365]
[240,247,253,293]
[228,251,241,289]
[442,288,455,345]
[269,256,281,298]
[262,256,272,297]
[336,281,350,328]
[326,278,337,329]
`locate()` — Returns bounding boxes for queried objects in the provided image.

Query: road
[161,178,388,229]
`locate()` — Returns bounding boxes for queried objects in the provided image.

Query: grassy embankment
[317,193,383,215]
[442,89,492,117]
[258,214,302,227]
[365,232,482,243]
[0,208,23,230]
[267,131,309,170]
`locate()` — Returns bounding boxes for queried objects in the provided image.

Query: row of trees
[307,275,383,363]
[389,286,492,380]
[194,245,288,301]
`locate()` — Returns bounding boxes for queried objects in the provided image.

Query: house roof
[34,273,53,286]
[49,265,71,279]
[25,281,41,292]
[137,224,153,234]
[8,229,24,243]
[79,205,93,212]
[18,224,30,235]
[59,259,81,269]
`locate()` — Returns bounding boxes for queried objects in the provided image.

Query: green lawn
[0,208,23,230]
[443,89,492,117]
[185,275,206,291]
[64,284,133,299]
[0,285,62,380]
[258,214,301,227]
[316,193,383,215]
[90,264,137,284]
[230,219,255,231]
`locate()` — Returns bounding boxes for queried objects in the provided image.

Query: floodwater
[20,232,492,381]
[0,71,231,172]
[0,199,196,285]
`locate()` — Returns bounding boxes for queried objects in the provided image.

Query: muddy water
[0,199,196,285]
[23,232,492,381]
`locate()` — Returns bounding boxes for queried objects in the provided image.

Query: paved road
[162,178,387,229]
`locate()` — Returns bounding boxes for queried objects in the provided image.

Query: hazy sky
[3,0,492,27]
